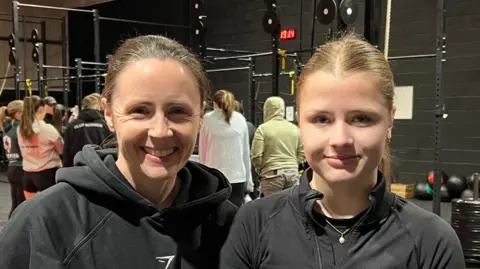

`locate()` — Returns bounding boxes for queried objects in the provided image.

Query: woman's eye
[130,107,149,115]
[169,107,187,115]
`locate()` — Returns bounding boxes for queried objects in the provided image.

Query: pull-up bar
[16,2,94,13]
[100,16,190,29]
[212,52,273,61]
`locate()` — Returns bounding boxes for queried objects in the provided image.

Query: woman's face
[298,71,394,184]
[104,58,203,182]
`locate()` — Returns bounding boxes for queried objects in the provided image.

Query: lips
[325,155,359,160]
[142,147,176,157]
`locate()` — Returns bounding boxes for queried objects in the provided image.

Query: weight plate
[8,50,16,66]
[8,33,15,48]
[339,0,358,25]
[262,9,279,34]
[32,47,39,63]
[31,29,39,43]
[316,0,337,25]
[451,196,480,261]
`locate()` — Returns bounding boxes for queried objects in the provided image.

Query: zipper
[314,235,323,269]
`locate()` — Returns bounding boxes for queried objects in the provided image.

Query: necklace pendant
[339,236,345,245]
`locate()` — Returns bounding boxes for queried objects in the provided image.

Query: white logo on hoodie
[156,256,175,268]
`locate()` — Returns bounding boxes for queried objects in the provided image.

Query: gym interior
[0,0,479,267]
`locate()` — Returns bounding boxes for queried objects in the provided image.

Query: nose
[329,122,353,148]
[148,113,173,138]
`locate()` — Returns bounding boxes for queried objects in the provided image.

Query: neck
[116,157,180,209]
[311,170,377,219]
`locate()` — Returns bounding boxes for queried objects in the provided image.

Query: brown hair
[297,33,394,187]
[19,95,44,141]
[102,35,209,107]
[213,90,236,123]
[0,101,23,132]
[234,100,244,114]
[52,104,66,134]
[82,93,102,110]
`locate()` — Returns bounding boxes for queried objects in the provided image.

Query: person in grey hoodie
[17,95,64,195]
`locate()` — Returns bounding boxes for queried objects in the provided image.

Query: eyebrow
[304,108,382,115]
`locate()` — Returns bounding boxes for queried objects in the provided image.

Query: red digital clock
[280,28,297,41]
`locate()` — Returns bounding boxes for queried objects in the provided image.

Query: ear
[101,98,115,132]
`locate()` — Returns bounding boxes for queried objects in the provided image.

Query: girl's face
[298,71,394,184]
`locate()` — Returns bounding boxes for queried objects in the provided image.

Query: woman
[1,100,25,217]
[199,90,253,207]
[63,93,112,167]
[17,95,64,196]
[220,34,465,268]
[0,35,237,269]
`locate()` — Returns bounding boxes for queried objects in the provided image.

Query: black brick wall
[204,0,480,184]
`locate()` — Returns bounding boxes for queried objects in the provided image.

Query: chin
[141,165,177,181]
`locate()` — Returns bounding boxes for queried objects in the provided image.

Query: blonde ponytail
[213,89,236,123]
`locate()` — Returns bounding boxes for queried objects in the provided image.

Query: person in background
[63,93,112,167]
[234,100,259,200]
[199,90,253,207]
[221,34,465,269]
[251,96,305,197]
[42,96,57,125]
[0,100,26,217]
[0,35,237,269]
[52,104,67,135]
[17,95,64,196]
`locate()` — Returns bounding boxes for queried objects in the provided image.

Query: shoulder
[9,183,84,224]
[234,189,291,227]
[41,121,58,133]
[394,198,464,264]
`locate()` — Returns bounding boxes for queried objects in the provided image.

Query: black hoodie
[0,145,237,269]
[62,109,112,167]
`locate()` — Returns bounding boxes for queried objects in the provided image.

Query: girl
[199,90,253,207]
[220,34,465,269]
[1,100,25,217]
[17,95,64,195]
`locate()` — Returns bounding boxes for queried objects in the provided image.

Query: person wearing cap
[43,96,57,125]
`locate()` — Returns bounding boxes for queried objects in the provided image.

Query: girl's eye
[352,115,372,124]
[313,116,330,124]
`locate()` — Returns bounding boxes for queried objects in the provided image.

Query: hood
[56,145,232,237]
[77,109,104,122]
[263,96,285,122]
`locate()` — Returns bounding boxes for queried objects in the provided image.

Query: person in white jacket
[199,90,253,207]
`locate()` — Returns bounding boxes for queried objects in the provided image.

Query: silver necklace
[323,218,351,245]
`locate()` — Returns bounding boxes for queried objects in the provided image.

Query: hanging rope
[384,0,392,59]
